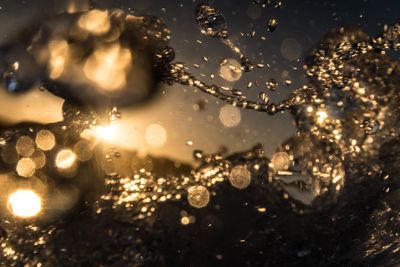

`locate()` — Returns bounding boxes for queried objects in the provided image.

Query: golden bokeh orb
[35,130,56,151]
[55,149,77,169]
[229,165,251,189]
[16,157,36,178]
[271,152,292,172]
[187,185,210,208]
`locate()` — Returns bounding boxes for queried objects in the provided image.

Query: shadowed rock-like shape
[0,9,174,109]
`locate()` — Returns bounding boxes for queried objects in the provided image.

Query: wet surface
[0,1,399,266]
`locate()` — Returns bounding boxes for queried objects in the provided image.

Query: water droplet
[186,140,194,146]
[195,4,228,38]
[161,47,175,62]
[109,107,121,121]
[267,18,278,32]
[275,1,283,8]
[266,78,278,90]
[258,92,269,104]
[193,150,204,160]
[361,118,379,135]
[240,57,254,72]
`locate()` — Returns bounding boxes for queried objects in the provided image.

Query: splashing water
[0,3,399,266]
[195,3,254,72]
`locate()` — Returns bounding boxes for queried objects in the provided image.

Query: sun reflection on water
[8,189,42,218]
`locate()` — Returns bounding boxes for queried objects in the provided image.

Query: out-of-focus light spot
[145,124,167,148]
[219,104,241,128]
[31,150,46,169]
[186,140,194,146]
[229,165,251,189]
[48,40,69,79]
[35,130,56,151]
[219,58,242,82]
[55,149,77,169]
[93,125,117,142]
[280,38,302,61]
[1,144,19,164]
[187,185,210,208]
[16,157,36,177]
[257,207,267,213]
[78,9,110,35]
[12,62,19,70]
[316,110,328,124]
[271,152,292,172]
[246,4,262,20]
[83,44,132,91]
[16,136,35,157]
[8,190,42,218]
[67,0,90,13]
[73,141,93,161]
[51,185,79,212]
[181,216,190,225]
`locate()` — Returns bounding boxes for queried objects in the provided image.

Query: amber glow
[78,9,110,35]
[67,0,90,13]
[83,44,132,92]
[93,125,117,141]
[16,157,36,177]
[55,149,77,169]
[8,190,42,218]
[145,124,167,148]
[48,40,69,80]
[316,110,328,124]
[35,130,56,151]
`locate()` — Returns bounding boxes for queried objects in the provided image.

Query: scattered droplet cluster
[0,2,399,265]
